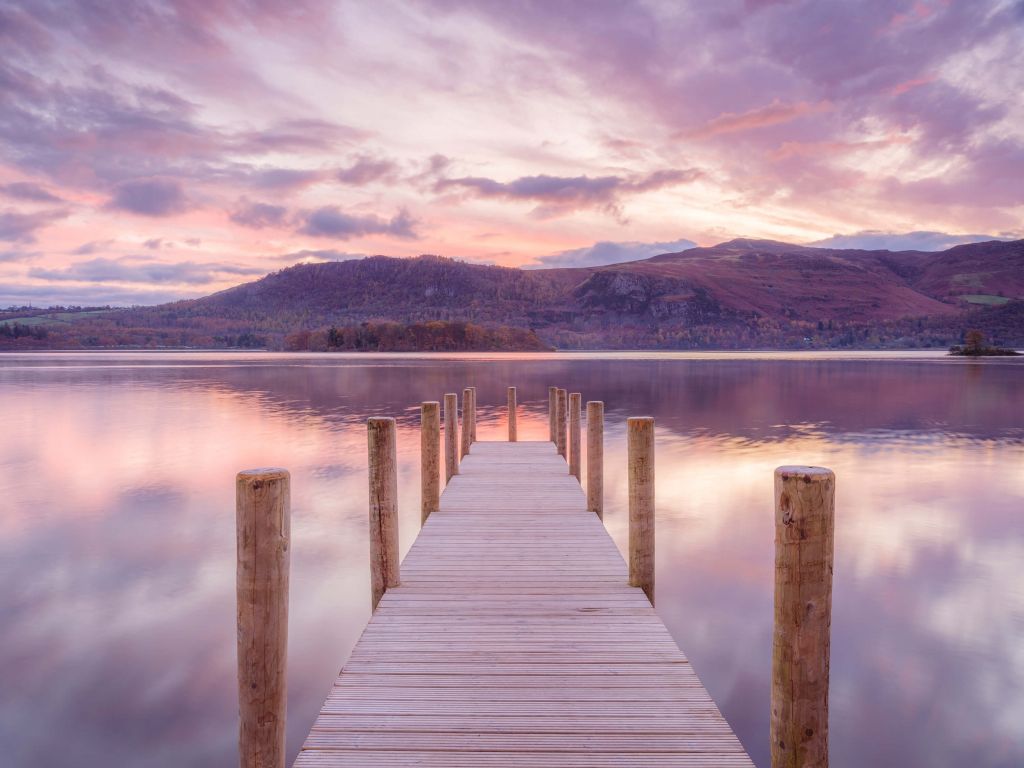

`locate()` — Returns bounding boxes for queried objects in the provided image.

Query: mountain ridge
[2,238,1023,350]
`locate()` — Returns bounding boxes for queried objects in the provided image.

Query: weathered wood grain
[236,468,290,768]
[294,440,752,768]
[771,466,834,768]
[444,393,459,483]
[368,418,399,611]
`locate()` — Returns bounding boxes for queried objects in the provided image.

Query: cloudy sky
[1,0,1022,305]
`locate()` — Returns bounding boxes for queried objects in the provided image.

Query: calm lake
[1,351,1022,767]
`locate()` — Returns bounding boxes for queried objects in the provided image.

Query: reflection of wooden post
[420,402,440,524]
[627,417,654,604]
[586,401,604,518]
[548,386,557,443]
[771,466,835,768]
[368,417,399,612]
[507,386,517,442]
[569,392,582,481]
[236,468,290,768]
[444,393,458,483]
[555,388,568,459]
[469,386,477,444]
[460,388,472,459]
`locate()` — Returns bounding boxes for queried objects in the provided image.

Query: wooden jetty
[236,388,834,768]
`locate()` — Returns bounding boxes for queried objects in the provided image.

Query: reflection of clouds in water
[597,430,1024,768]
[1,353,1023,767]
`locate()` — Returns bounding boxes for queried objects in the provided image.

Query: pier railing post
[507,386,517,441]
[368,417,400,612]
[556,388,568,459]
[627,417,655,604]
[444,392,459,482]
[548,386,557,443]
[460,388,472,459]
[420,402,440,524]
[469,386,477,444]
[569,392,582,481]
[236,468,290,768]
[586,401,604,518]
[771,466,835,768]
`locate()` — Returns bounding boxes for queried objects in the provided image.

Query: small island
[949,329,1020,356]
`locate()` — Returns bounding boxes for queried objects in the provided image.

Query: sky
[1,0,1022,306]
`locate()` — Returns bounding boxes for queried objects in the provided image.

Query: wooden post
[444,392,459,483]
[507,386,517,442]
[368,417,400,611]
[569,392,582,481]
[627,417,654,604]
[420,402,440,524]
[556,388,567,459]
[236,468,290,768]
[460,388,472,459]
[548,386,557,443]
[771,466,835,768]
[586,401,604,519]
[469,386,477,444]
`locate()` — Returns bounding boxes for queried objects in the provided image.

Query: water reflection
[0,352,1021,767]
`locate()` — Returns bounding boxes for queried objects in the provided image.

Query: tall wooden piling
[569,392,582,481]
[420,402,440,524]
[368,417,400,612]
[443,392,458,483]
[771,466,835,768]
[507,386,517,441]
[236,467,290,768]
[468,386,477,444]
[627,417,655,604]
[586,401,604,518]
[548,386,557,443]
[460,388,472,459]
[556,388,568,459]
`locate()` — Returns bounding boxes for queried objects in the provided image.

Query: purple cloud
[229,199,289,229]
[812,231,1012,251]
[0,181,62,203]
[273,248,367,263]
[0,208,68,242]
[532,238,698,268]
[435,169,702,218]
[107,179,189,217]
[298,206,418,240]
[336,156,399,185]
[250,168,325,190]
[29,257,265,285]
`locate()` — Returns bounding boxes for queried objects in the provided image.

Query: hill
[2,239,1022,350]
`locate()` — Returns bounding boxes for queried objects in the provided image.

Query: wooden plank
[293,440,753,768]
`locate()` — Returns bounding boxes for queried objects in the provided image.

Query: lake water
[1,351,1022,767]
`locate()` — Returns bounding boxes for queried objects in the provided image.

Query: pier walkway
[292,439,754,767]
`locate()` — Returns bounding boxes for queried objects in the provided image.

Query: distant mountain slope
[3,239,1023,350]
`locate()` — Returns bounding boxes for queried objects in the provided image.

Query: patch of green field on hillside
[959,294,1012,306]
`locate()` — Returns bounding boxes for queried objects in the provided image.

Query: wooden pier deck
[293,439,754,767]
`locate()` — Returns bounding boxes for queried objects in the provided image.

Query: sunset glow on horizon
[1,0,1022,305]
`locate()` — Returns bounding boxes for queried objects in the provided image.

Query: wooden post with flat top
[548,386,557,443]
[627,417,654,604]
[236,467,290,768]
[771,466,835,768]
[420,402,440,524]
[460,388,472,459]
[556,388,567,459]
[507,386,517,442]
[569,392,581,481]
[368,417,399,612]
[444,392,458,483]
[468,386,477,444]
[586,401,604,518]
